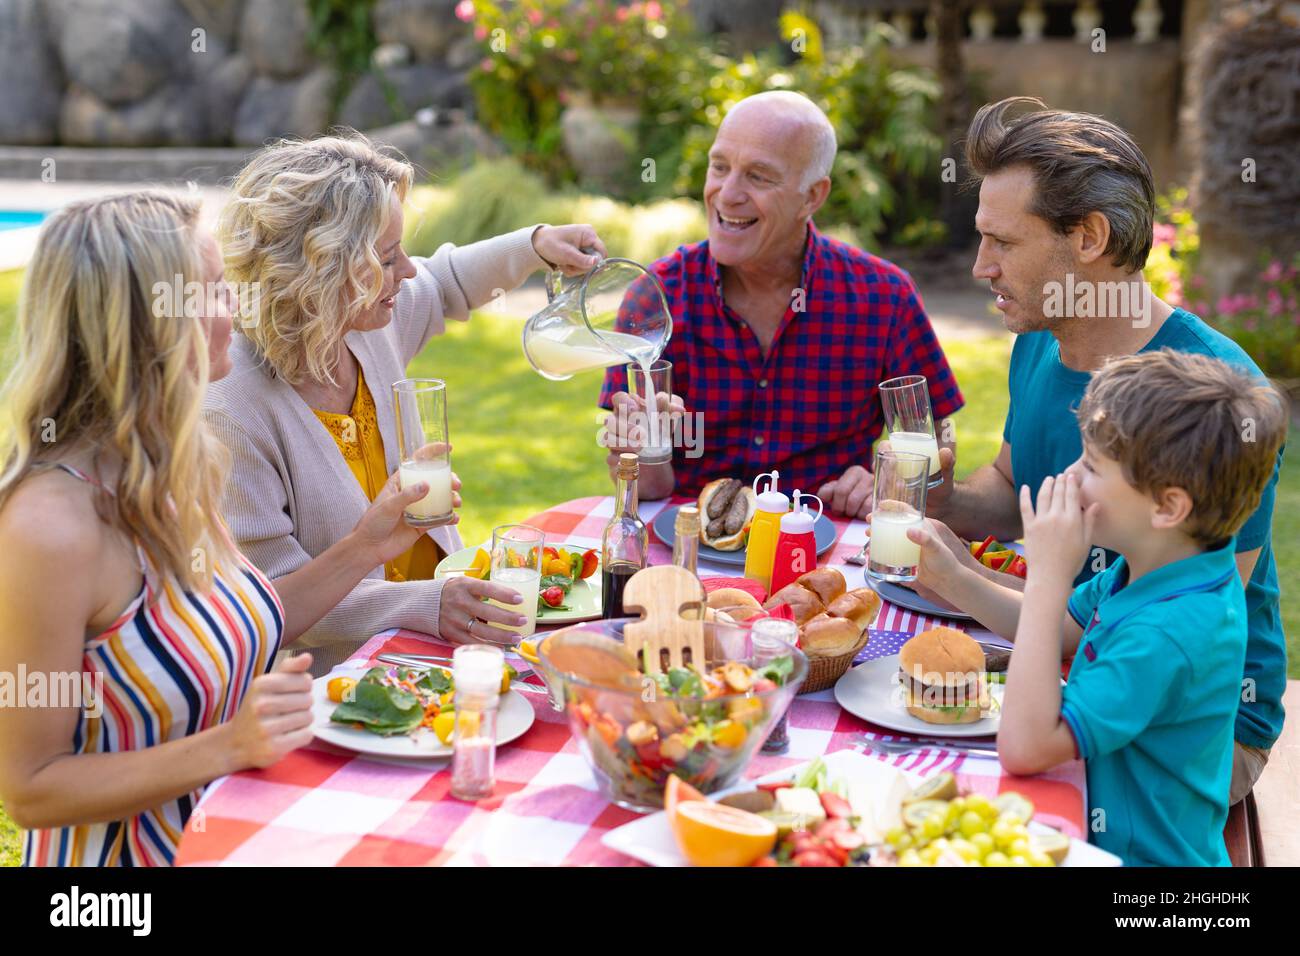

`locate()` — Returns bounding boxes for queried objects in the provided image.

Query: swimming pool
[0,211,47,232]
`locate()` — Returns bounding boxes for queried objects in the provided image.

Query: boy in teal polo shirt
[913,350,1288,865]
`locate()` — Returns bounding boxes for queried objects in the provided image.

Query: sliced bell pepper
[972,534,999,560]
[1007,555,1028,578]
[986,551,1013,572]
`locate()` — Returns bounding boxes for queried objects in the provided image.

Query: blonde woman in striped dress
[0,193,439,866]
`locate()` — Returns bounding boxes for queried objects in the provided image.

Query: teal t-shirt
[1062,543,1245,866]
[1004,308,1286,749]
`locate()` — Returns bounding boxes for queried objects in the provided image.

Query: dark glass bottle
[602,453,648,619]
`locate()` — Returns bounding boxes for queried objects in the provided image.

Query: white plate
[311,666,536,758]
[601,750,1121,867]
[833,654,1002,738]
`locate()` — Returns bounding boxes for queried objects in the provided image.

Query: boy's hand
[1019,474,1098,589]
[902,516,969,604]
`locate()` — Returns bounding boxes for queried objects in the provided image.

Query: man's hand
[818,465,873,519]
[923,446,956,516]
[1019,474,1097,590]
[532,224,607,275]
[601,390,685,464]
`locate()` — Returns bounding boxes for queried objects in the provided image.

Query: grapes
[886,786,1060,868]
[959,810,985,838]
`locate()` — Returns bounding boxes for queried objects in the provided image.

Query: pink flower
[645,0,663,19]
[1268,288,1283,316]
[527,8,543,25]
[474,24,487,40]
[616,6,629,21]
[1152,223,1177,246]
[1217,295,1239,317]
[1261,260,1285,283]
[455,0,475,22]
[1190,275,1205,288]
[479,57,496,72]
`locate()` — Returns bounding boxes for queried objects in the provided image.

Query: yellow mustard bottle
[743,470,790,595]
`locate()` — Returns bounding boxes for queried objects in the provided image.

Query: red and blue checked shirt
[599,224,964,497]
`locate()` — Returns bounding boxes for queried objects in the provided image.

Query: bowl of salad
[537,618,807,812]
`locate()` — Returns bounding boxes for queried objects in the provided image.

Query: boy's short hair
[1076,349,1287,548]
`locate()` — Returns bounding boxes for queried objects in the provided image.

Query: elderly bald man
[600,91,963,517]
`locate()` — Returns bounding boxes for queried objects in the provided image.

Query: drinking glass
[625,358,673,465]
[879,375,942,489]
[392,378,454,527]
[485,523,545,642]
[867,450,930,584]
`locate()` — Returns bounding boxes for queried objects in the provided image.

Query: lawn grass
[0,266,1295,866]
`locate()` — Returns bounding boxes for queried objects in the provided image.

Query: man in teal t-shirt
[921,97,1287,804]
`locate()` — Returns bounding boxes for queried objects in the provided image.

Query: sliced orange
[672,801,778,867]
[665,774,706,822]
[462,548,490,580]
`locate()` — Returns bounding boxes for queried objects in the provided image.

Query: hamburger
[697,478,756,550]
[898,627,990,725]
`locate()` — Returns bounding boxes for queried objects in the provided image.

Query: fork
[843,537,871,566]
[858,735,998,758]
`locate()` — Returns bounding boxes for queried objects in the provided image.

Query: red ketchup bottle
[768,490,823,595]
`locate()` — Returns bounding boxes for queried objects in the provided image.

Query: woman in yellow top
[312,365,438,582]
[204,131,605,673]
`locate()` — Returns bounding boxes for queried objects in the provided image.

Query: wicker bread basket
[799,626,872,694]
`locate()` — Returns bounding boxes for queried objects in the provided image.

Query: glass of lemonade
[625,358,673,465]
[867,450,930,584]
[879,375,943,489]
[392,378,455,528]
[485,523,544,641]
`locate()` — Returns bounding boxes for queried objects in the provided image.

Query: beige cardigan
[205,226,549,674]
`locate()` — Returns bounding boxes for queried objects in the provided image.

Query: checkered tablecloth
[175,496,1087,866]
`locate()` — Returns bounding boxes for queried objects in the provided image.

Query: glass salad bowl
[536,617,808,812]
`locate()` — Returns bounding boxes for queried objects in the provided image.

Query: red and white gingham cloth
[175,497,1086,866]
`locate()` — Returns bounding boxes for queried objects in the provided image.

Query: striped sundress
[21,464,284,866]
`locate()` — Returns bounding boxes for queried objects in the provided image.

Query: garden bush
[1145,188,1300,386]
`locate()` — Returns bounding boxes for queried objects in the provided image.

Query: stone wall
[0,0,477,148]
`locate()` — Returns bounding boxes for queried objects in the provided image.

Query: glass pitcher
[522,256,672,381]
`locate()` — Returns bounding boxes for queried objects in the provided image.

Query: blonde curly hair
[219,131,414,385]
[0,191,238,592]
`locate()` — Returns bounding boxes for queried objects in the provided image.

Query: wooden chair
[1229,679,1299,867]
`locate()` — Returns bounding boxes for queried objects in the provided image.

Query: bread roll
[830,588,881,631]
[763,582,825,625]
[706,588,763,615]
[800,613,863,658]
[898,626,984,685]
[795,567,846,606]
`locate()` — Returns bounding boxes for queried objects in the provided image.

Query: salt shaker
[450,644,505,801]
[751,617,799,754]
